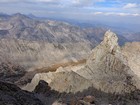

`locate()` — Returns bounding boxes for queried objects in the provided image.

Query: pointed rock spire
[103,30,118,46]
[77,30,139,94]
[100,30,119,53]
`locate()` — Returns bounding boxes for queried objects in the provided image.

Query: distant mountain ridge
[0,13,138,75]
[0,13,129,45]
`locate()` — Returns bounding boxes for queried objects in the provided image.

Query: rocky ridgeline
[23,70,92,93]
[0,30,140,105]
[77,30,140,94]
[23,30,140,95]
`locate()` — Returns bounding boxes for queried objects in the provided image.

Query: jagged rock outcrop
[23,70,92,93]
[23,30,140,95]
[15,59,86,87]
[0,81,43,105]
[76,30,140,94]
[20,30,140,105]
[29,80,140,105]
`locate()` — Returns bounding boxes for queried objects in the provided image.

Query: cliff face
[122,42,140,78]
[23,30,140,95]
[23,70,92,93]
[77,30,140,94]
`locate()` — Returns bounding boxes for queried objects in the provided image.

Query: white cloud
[93,12,140,16]
[132,13,140,16]
[66,0,93,6]
[94,0,105,2]
[117,13,130,16]
[123,3,138,9]
[34,0,59,3]
[0,0,59,3]
[35,0,55,1]
[0,0,102,6]
[0,0,20,2]
[94,12,103,15]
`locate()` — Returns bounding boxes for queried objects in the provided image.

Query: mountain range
[0,13,140,105]
[0,13,136,43]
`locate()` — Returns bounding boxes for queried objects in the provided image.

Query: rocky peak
[87,30,121,65]
[22,30,140,95]
[102,30,118,50]
[77,30,140,94]
[97,30,120,57]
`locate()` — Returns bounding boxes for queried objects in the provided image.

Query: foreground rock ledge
[0,81,43,105]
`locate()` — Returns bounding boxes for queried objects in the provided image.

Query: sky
[0,0,140,31]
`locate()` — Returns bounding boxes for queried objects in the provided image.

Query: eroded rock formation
[23,30,140,95]
[23,70,92,93]
[77,30,140,94]
[122,42,140,78]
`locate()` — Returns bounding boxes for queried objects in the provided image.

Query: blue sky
[0,0,140,29]
[0,0,139,17]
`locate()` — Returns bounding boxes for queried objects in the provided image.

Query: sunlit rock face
[77,30,140,94]
[122,42,140,78]
[23,70,92,93]
[23,30,140,95]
